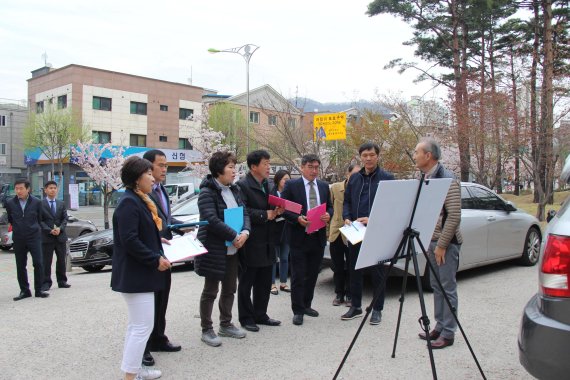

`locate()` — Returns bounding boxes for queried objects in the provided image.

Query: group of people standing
[8,179,71,302]
[18,137,458,380]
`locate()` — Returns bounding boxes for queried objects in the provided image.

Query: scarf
[134,189,162,231]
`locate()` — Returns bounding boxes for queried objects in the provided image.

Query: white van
[164,183,195,205]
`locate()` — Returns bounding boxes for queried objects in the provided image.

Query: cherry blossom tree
[72,141,125,229]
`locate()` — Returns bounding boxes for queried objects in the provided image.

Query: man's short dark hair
[14,178,30,189]
[347,163,360,173]
[359,142,380,155]
[143,149,166,163]
[246,150,270,169]
[420,137,441,161]
[301,154,321,166]
[121,156,153,189]
[44,180,57,188]
[209,151,237,178]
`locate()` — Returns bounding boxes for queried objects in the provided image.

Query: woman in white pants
[111,156,172,380]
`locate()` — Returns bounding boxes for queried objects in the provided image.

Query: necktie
[50,200,56,216]
[309,181,317,209]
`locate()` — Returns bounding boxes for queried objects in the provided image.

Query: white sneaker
[136,366,162,380]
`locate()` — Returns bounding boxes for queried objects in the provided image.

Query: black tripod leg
[391,236,412,358]
[409,239,438,380]
[333,236,407,380]
[416,239,487,379]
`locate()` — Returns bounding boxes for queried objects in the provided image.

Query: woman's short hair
[121,156,153,189]
[209,151,237,178]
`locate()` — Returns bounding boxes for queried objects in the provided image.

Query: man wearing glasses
[281,154,333,326]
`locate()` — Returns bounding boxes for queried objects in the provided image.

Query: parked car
[0,211,96,251]
[164,183,195,205]
[323,182,542,288]
[69,195,200,272]
[518,168,570,378]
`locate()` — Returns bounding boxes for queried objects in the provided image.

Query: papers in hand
[305,203,326,234]
[268,195,302,214]
[339,221,367,245]
[162,234,207,263]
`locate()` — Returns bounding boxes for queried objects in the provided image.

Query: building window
[160,105,168,111]
[287,117,296,128]
[92,131,111,144]
[57,95,67,109]
[0,144,5,155]
[179,138,193,150]
[179,108,194,120]
[36,101,44,113]
[250,111,260,124]
[268,115,277,126]
[159,135,168,142]
[93,96,112,111]
[130,134,147,147]
[130,101,147,115]
[0,115,5,127]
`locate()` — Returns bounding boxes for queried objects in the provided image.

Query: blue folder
[224,206,244,247]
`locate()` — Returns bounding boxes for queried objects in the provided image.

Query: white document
[162,234,208,263]
[356,178,452,270]
[339,221,367,245]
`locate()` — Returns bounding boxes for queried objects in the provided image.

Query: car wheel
[0,244,12,251]
[519,227,541,266]
[82,264,105,272]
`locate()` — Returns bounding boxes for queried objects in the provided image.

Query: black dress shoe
[242,323,260,332]
[304,308,319,317]
[256,318,281,326]
[151,341,181,352]
[13,291,32,301]
[58,283,71,288]
[35,291,50,298]
[292,314,304,325]
[142,350,155,366]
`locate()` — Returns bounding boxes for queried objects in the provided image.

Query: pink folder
[268,195,302,214]
[305,203,326,234]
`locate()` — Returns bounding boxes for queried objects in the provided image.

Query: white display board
[356,178,452,270]
[69,184,79,210]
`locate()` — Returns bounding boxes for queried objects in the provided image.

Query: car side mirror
[504,201,517,212]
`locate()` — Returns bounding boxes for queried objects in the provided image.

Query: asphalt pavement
[0,206,536,379]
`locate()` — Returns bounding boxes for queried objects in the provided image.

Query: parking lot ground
[0,247,535,380]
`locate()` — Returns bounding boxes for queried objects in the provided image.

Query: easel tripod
[333,176,486,380]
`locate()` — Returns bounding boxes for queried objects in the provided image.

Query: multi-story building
[0,99,28,184]
[27,64,207,205]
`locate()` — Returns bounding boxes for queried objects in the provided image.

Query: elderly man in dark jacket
[237,150,282,332]
[194,151,251,347]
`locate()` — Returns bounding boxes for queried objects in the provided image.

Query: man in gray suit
[41,180,70,290]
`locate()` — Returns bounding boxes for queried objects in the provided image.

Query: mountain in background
[289,97,392,115]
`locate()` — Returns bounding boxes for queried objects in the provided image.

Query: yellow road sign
[313,112,347,141]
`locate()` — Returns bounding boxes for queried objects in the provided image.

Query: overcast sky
[1,0,446,104]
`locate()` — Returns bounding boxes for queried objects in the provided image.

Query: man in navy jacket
[6,178,49,300]
[342,142,394,324]
[281,154,333,326]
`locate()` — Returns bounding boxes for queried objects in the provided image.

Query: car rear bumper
[518,294,570,379]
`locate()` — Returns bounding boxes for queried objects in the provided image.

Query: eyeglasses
[306,165,320,171]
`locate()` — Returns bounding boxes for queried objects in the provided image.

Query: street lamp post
[208,44,259,154]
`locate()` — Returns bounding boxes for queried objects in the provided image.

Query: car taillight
[8,225,12,232]
[540,234,570,297]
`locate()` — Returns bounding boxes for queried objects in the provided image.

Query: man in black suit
[237,150,282,332]
[40,180,70,290]
[281,154,333,325]
[6,178,49,300]
[141,150,182,366]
